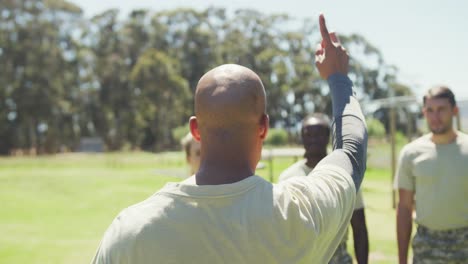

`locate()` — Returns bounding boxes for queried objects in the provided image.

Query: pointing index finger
[319,14,332,47]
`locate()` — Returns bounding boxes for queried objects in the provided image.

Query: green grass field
[0,143,410,263]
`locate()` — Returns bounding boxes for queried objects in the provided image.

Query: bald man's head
[189,64,269,184]
[194,64,267,138]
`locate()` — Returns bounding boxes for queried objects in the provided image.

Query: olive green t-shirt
[394,132,468,230]
[92,165,356,264]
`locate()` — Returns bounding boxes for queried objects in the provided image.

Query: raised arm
[314,14,367,190]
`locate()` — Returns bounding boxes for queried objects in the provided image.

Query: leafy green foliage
[265,128,288,146]
[172,124,190,145]
[394,131,409,145]
[0,2,413,154]
[367,117,386,138]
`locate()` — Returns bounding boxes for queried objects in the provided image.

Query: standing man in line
[181,132,201,176]
[91,14,368,263]
[395,86,468,264]
[280,113,369,264]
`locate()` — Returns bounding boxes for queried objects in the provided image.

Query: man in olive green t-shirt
[91,15,368,264]
[394,86,468,264]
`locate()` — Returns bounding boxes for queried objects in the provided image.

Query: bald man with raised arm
[91,14,367,264]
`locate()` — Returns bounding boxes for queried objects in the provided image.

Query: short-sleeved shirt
[394,132,468,230]
[92,164,356,264]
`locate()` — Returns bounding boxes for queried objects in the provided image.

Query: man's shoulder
[104,192,178,238]
[94,191,186,261]
[110,192,173,229]
[401,134,433,154]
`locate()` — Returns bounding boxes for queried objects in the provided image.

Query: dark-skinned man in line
[91,14,367,263]
[280,113,369,264]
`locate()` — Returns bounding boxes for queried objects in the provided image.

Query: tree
[0,5,415,154]
[340,34,415,135]
[130,49,190,151]
[0,0,82,154]
[82,9,149,150]
[151,8,222,91]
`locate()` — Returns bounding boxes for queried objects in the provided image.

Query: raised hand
[315,14,349,79]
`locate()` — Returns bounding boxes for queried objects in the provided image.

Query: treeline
[0,0,413,154]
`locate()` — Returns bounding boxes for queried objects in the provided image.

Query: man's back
[93,164,355,264]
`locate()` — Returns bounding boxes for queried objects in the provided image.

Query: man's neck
[431,129,457,144]
[195,158,255,185]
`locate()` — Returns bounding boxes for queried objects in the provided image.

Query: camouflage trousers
[328,242,352,264]
[412,225,468,264]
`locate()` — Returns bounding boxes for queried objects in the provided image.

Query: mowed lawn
[0,144,408,264]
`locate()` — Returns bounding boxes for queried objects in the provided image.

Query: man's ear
[259,114,269,139]
[189,116,201,141]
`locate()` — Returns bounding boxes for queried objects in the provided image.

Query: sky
[70,0,468,101]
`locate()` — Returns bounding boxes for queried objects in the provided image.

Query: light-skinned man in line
[395,86,468,264]
[181,132,201,176]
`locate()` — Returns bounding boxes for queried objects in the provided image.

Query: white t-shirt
[92,164,356,264]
